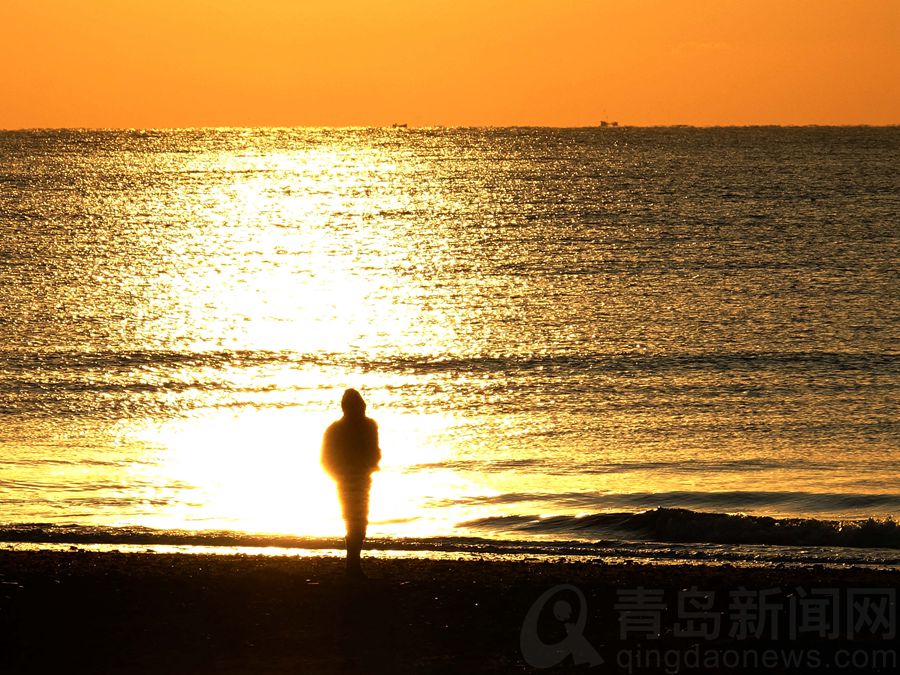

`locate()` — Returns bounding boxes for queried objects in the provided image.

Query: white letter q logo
[520,584,603,668]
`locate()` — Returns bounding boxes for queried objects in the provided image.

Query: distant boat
[390,123,408,129]
[599,120,619,128]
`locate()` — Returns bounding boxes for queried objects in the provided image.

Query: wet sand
[1,550,897,674]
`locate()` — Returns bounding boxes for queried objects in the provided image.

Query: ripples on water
[0,128,897,552]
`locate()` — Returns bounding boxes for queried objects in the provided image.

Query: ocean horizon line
[3,123,899,133]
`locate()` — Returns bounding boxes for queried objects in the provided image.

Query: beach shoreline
[2,550,896,674]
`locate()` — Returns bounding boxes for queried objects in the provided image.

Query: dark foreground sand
[1,551,897,674]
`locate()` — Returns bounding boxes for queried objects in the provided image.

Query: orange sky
[2,0,898,128]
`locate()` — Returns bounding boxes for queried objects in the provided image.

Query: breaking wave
[460,507,900,549]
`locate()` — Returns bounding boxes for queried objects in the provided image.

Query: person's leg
[339,477,371,577]
[345,523,364,576]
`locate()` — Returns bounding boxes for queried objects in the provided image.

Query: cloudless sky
[2,0,898,128]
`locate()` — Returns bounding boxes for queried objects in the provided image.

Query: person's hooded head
[341,388,366,418]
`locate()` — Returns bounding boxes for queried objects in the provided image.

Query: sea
[1,127,897,567]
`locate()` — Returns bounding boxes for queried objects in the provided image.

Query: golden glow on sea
[3,127,895,544]
[128,145,462,355]
[112,144,484,536]
[128,407,480,537]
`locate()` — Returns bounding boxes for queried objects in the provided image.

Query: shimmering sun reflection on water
[118,142,486,536]
[6,128,894,541]
[129,406,482,538]
[131,145,463,356]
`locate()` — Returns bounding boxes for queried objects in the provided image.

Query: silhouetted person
[322,388,381,578]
